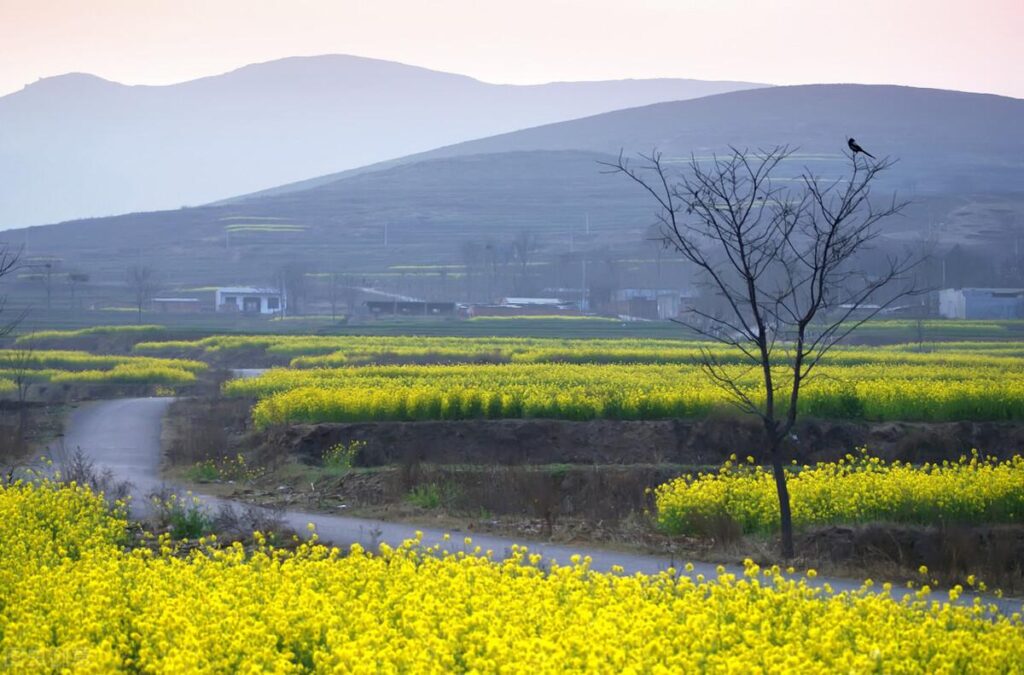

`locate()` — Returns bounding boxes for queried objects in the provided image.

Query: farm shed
[938,288,1024,319]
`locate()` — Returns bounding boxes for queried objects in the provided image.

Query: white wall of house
[938,289,966,319]
[214,287,285,315]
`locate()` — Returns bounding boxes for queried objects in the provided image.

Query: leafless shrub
[213,502,287,539]
[688,512,744,549]
[52,444,132,505]
[164,398,240,465]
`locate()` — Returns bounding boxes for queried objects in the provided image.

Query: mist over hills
[9,83,1024,290]
[0,54,764,227]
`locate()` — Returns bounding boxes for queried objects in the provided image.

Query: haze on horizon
[2,0,1022,98]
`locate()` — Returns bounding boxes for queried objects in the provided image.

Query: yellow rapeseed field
[135,332,1024,366]
[655,451,1024,535]
[14,325,165,345]
[0,350,205,387]
[2,480,1023,672]
[228,360,1024,426]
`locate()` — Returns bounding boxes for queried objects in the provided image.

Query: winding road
[54,396,1020,612]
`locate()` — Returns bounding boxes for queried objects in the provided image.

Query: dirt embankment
[799,524,1024,592]
[166,397,1024,587]
[266,417,1024,467]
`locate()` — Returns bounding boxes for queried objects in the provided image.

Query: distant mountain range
[0,54,765,227]
[232,83,1024,202]
[11,83,1024,288]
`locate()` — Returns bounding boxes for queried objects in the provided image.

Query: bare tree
[2,340,36,438]
[461,240,484,302]
[41,261,55,311]
[326,272,342,322]
[126,265,159,324]
[483,240,511,301]
[325,272,359,322]
[342,279,361,318]
[0,245,26,334]
[606,146,916,557]
[67,271,89,309]
[511,230,540,295]
[274,262,308,317]
[0,246,26,462]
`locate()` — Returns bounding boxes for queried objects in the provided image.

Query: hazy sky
[2,0,1022,98]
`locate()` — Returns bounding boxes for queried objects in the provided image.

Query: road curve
[56,397,728,577]
[55,397,1020,612]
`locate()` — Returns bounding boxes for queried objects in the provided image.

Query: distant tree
[461,241,484,302]
[511,231,540,295]
[325,272,359,322]
[25,259,59,311]
[1,341,35,437]
[42,262,55,311]
[0,246,25,329]
[126,265,159,324]
[274,262,308,317]
[483,240,511,301]
[607,146,916,557]
[0,246,27,431]
[326,272,343,322]
[342,280,361,318]
[67,271,89,310]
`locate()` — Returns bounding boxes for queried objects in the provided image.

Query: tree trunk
[769,448,795,558]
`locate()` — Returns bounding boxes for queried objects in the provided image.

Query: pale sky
[1,0,1022,98]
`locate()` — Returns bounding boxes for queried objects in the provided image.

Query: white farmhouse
[214,287,285,315]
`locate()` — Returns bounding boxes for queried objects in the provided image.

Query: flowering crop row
[227,361,1024,426]
[14,324,165,345]
[2,481,1022,672]
[136,333,1024,367]
[0,349,205,373]
[0,350,205,387]
[655,452,1024,535]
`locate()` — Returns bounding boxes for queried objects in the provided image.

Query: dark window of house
[268,297,280,310]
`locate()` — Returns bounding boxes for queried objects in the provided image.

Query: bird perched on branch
[847,138,876,159]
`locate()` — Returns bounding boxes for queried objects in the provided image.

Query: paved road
[55,397,1020,612]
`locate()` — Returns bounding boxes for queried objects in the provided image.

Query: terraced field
[155,334,1024,426]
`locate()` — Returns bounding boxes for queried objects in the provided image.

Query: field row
[135,332,1024,366]
[656,452,1024,535]
[0,349,206,388]
[226,361,1024,425]
[2,481,1021,672]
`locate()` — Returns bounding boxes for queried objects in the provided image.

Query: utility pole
[383,222,389,249]
[580,256,588,312]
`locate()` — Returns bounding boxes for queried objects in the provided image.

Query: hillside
[239,83,1024,201]
[0,54,764,227]
[8,84,1024,292]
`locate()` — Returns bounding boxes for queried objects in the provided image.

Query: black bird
[847,138,876,159]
